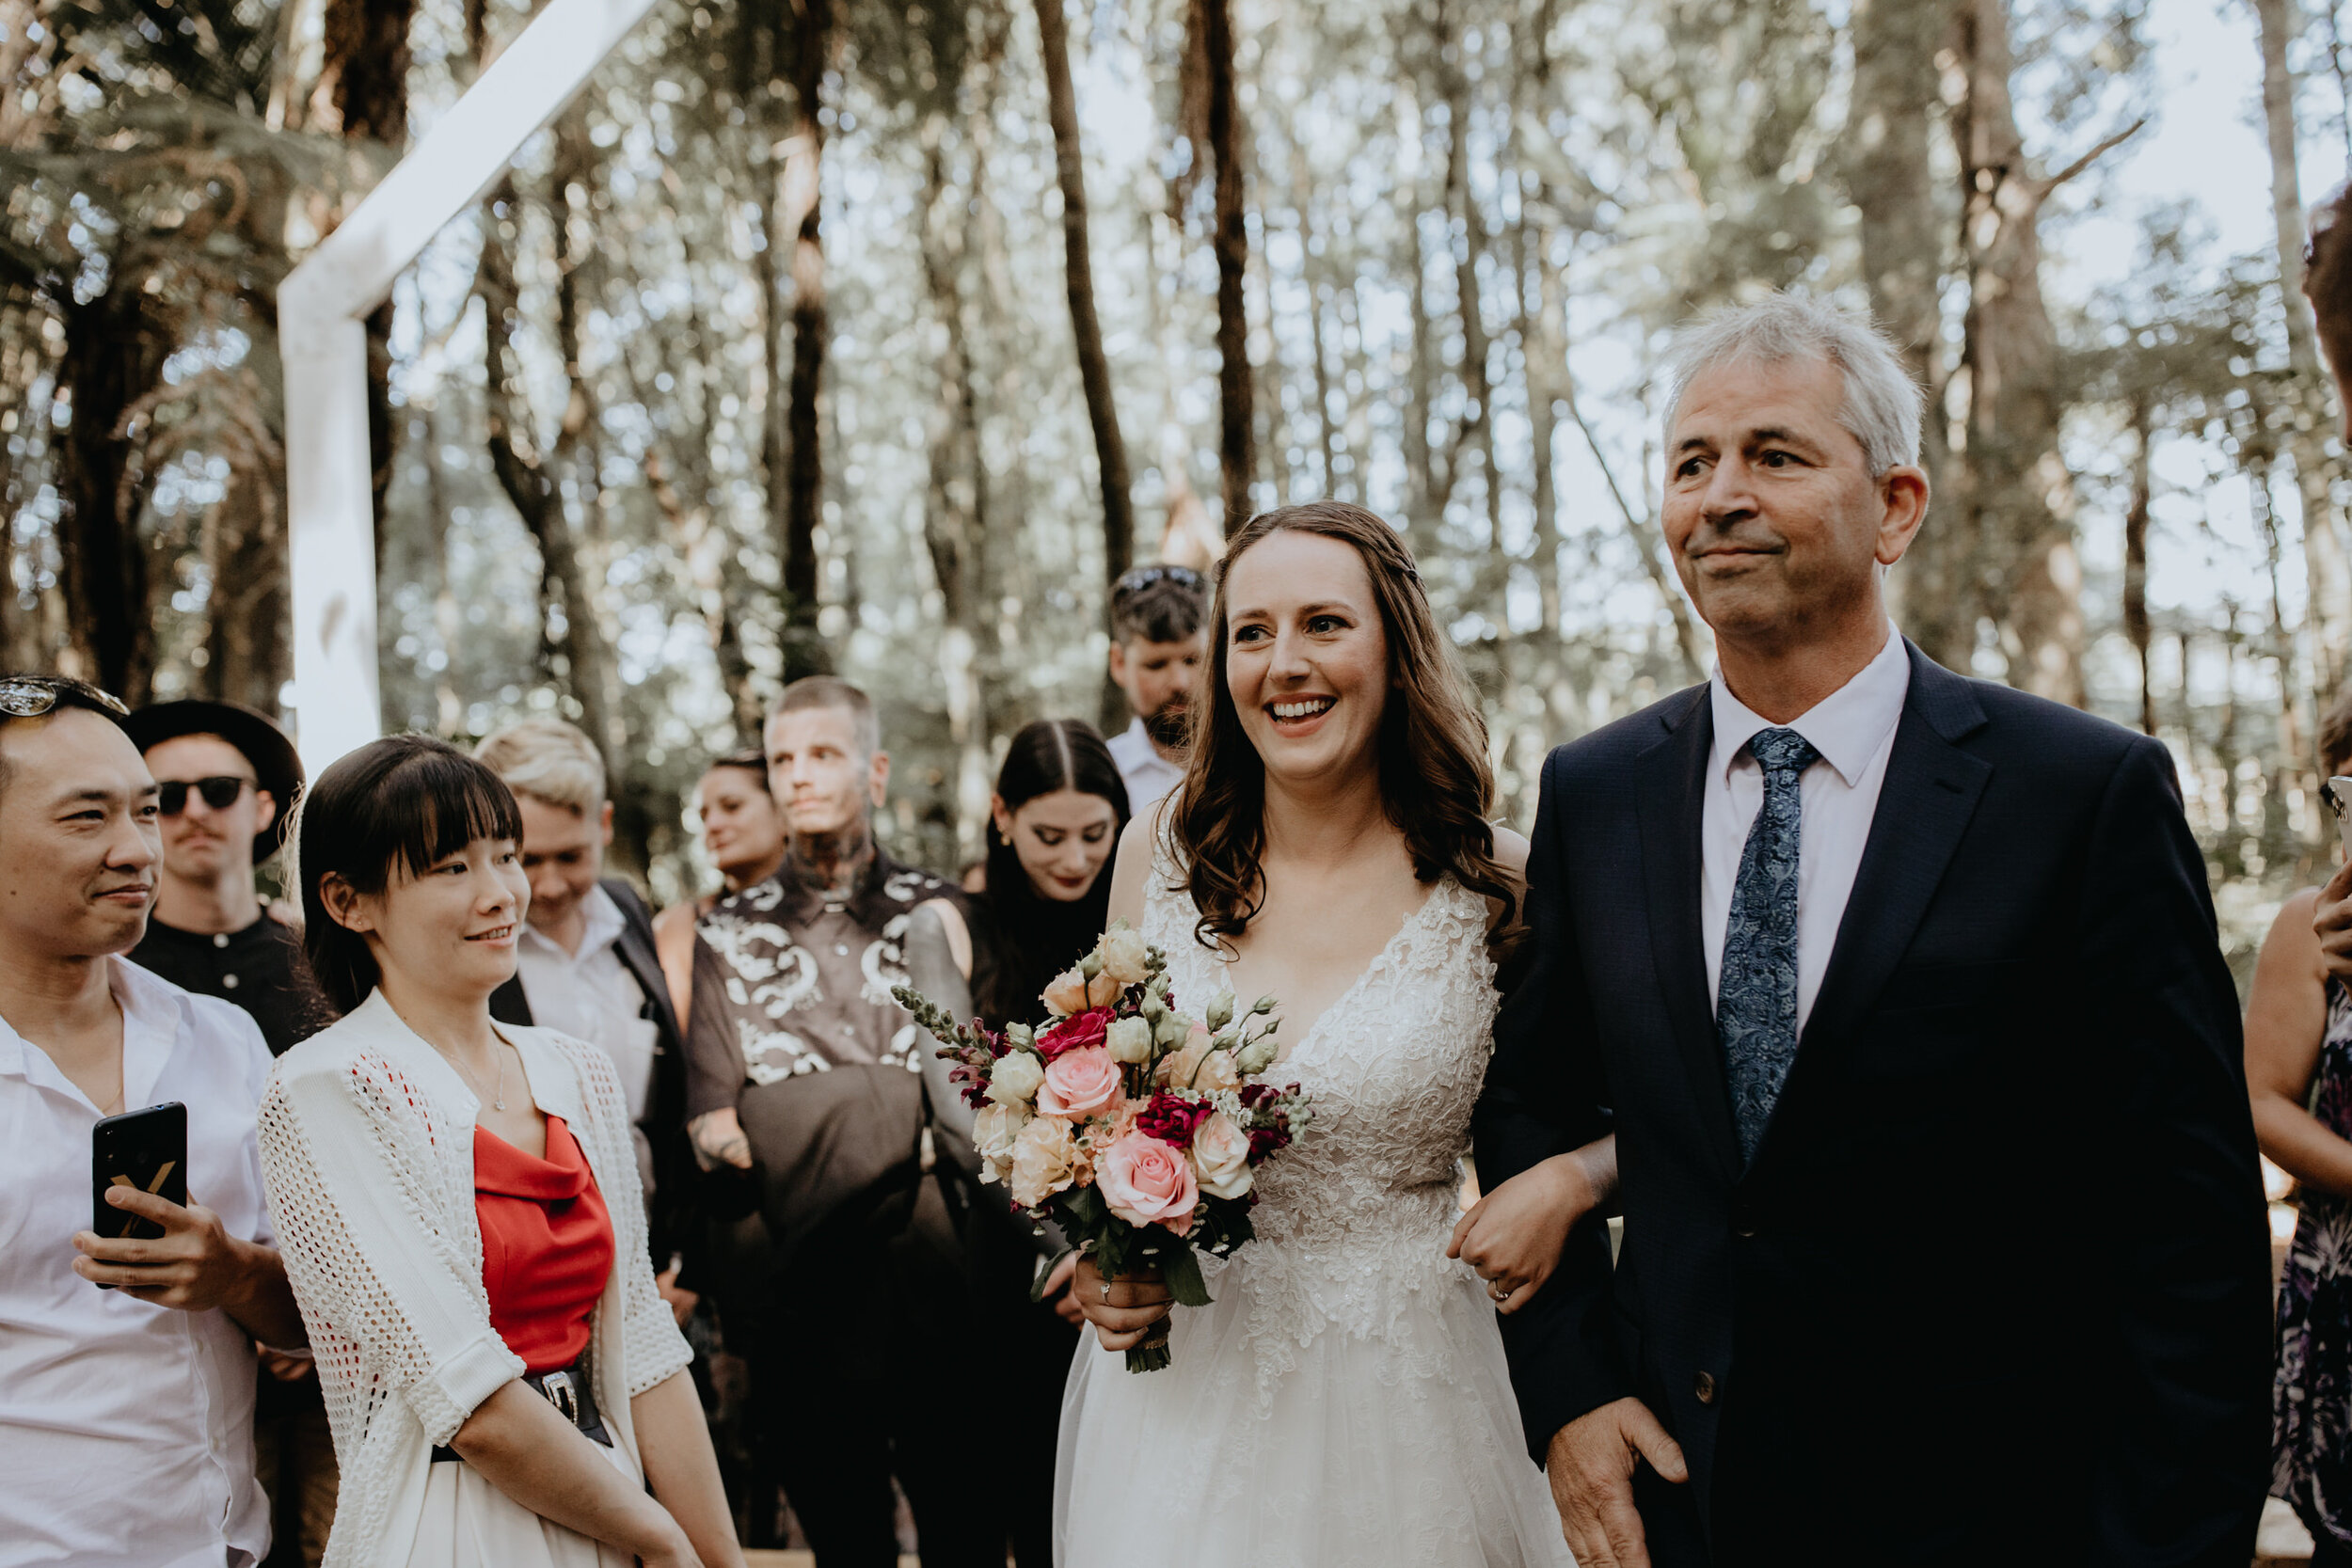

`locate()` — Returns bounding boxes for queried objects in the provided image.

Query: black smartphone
[91,1102,186,1288]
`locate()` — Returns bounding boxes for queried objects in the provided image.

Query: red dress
[473,1115,613,1374]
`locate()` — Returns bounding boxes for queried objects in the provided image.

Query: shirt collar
[1709,626,1911,790]
[520,882,626,961]
[0,957,184,1109]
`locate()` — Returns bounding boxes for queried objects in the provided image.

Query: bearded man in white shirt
[0,675,306,1568]
[1102,563,1206,812]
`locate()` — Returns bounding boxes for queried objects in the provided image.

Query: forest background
[4,0,2346,989]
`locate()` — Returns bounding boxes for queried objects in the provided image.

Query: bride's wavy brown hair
[1168,500,1518,955]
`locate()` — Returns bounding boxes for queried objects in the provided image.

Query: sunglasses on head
[1112,564,1204,599]
[157,776,253,816]
[0,675,128,719]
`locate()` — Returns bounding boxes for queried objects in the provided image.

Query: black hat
[122,700,304,865]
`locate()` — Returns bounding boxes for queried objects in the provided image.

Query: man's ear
[869,750,891,809]
[1874,466,1931,566]
[252,789,278,836]
[318,873,371,934]
[1107,641,1130,687]
[597,799,614,847]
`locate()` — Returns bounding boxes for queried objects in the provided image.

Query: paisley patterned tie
[1717,725,1820,1164]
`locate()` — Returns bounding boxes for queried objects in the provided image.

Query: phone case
[91,1101,187,1245]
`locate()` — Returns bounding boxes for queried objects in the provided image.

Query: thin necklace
[453,1042,509,1113]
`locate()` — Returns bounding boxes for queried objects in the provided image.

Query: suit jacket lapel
[1754,645,1992,1166]
[1635,686,1742,1180]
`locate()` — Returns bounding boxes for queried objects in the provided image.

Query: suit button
[1734,1223,1756,1239]
[1692,1371,1717,1405]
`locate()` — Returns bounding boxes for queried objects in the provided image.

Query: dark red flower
[1036,1007,1111,1059]
[1135,1091,1215,1148]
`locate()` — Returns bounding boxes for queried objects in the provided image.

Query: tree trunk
[322,0,414,576]
[920,112,993,858]
[1951,0,2115,705]
[779,0,835,682]
[1519,214,1564,652]
[2256,0,2352,704]
[2123,399,2154,736]
[1033,0,1135,674]
[1845,0,1957,661]
[479,185,616,758]
[1200,0,1253,531]
[56,282,169,701]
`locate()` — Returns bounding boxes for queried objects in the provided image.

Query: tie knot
[1747,726,1820,780]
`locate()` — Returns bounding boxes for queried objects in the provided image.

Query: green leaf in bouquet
[1158,1243,1214,1308]
[1030,1245,1076,1303]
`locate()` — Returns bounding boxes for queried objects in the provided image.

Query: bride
[1055,501,1613,1567]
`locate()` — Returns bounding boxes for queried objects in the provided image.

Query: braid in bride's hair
[1168,500,1519,957]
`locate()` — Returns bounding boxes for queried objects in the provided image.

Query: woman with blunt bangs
[1053,502,1615,1568]
[255,736,742,1568]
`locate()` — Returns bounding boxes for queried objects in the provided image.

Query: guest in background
[903,719,1125,1566]
[475,720,698,1327]
[1104,563,1207,812]
[683,676,991,1567]
[123,698,338,1567]
[0,676,306,1568]
[259,736,739,1568]
[653,750,787,1028]
[2252,692,2352,1565]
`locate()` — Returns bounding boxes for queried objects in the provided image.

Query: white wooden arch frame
[280,0,660,774]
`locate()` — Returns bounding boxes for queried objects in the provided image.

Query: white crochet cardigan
[257,990,693,1568]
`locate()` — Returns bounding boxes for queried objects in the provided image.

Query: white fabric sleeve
[258,1055,524,1447]
[558,1035,693,1400]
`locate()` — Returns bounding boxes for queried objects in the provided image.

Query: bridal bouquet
[895,921,1310,1371]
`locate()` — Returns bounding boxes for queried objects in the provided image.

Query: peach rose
[1096,1132,1200,1235]
[1188,1112,1252,1200]
[1009,1115,1080,1209]
[1155,1025,1240,1093]
[1041,966,1123,1017]
[1036,1045,1122,1120]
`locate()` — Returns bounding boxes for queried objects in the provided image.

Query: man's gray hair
[1663,293,1925,476]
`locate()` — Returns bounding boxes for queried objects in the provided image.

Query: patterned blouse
[2275,977,2352,1544]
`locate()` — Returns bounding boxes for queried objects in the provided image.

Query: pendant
[493,1096,506,1112]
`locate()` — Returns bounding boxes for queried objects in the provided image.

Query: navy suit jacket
[1474,643,2272,1566]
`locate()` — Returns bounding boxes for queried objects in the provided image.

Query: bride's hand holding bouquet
[895,921,1311,1371]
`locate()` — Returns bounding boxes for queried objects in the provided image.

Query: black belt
[430,1348,610,1464]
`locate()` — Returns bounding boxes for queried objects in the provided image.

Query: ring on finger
[1100,1281,1112,1302]
[1489,1279,1513,1301]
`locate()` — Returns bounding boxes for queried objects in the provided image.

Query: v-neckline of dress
[1209,880,1452,1070]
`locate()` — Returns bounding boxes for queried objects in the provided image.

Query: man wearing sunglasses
[123,701,325,1060]
[122,699,340,1567]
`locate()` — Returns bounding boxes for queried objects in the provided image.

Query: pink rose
[1096,1132,1200,1235]
[1041,967,1122,1017]
[1037,1046,1122,1120]
[1188,1112,1253,1199]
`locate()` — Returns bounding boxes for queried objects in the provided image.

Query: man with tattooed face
[682,676,988,1567]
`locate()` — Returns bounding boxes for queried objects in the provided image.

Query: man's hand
[1039,1251,1085,1325]
[1545,1398,1688,1568]
[2317,858,2352,983]
[73,1185,287,1329]
[1071,1254,1171,1351]
[656,1264,699,1327]
[259,1347,316,1383]
[689,1108,753,1170]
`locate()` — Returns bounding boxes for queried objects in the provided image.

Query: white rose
[987,1050,1045,1105]
[1009,1115,1079,1209]
[1099,924,1152,985]
[973,1101,1025,1183]
[1104,1016,1154,1065]
[1189,1112,1253,1200]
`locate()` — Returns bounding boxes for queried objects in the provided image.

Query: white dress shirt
[1107,718,1186,813]
[0,958,276,1568]
[1700,626,1912,1033]
[516,883,657,1126]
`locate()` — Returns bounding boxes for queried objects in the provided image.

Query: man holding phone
[0,676,306,1568]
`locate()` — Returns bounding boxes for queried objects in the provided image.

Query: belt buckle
[540,1369,580,1425]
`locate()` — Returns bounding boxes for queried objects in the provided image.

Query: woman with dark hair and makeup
[256,736,742,1568]
[1052,503,1612,1568]
[903,718,1126,1568]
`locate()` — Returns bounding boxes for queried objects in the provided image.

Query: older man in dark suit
[1475,293,2272,1567]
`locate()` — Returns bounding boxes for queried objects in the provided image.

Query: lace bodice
[1142,841,1498,1380]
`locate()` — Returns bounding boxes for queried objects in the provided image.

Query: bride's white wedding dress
[1053,846,1575,1567]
